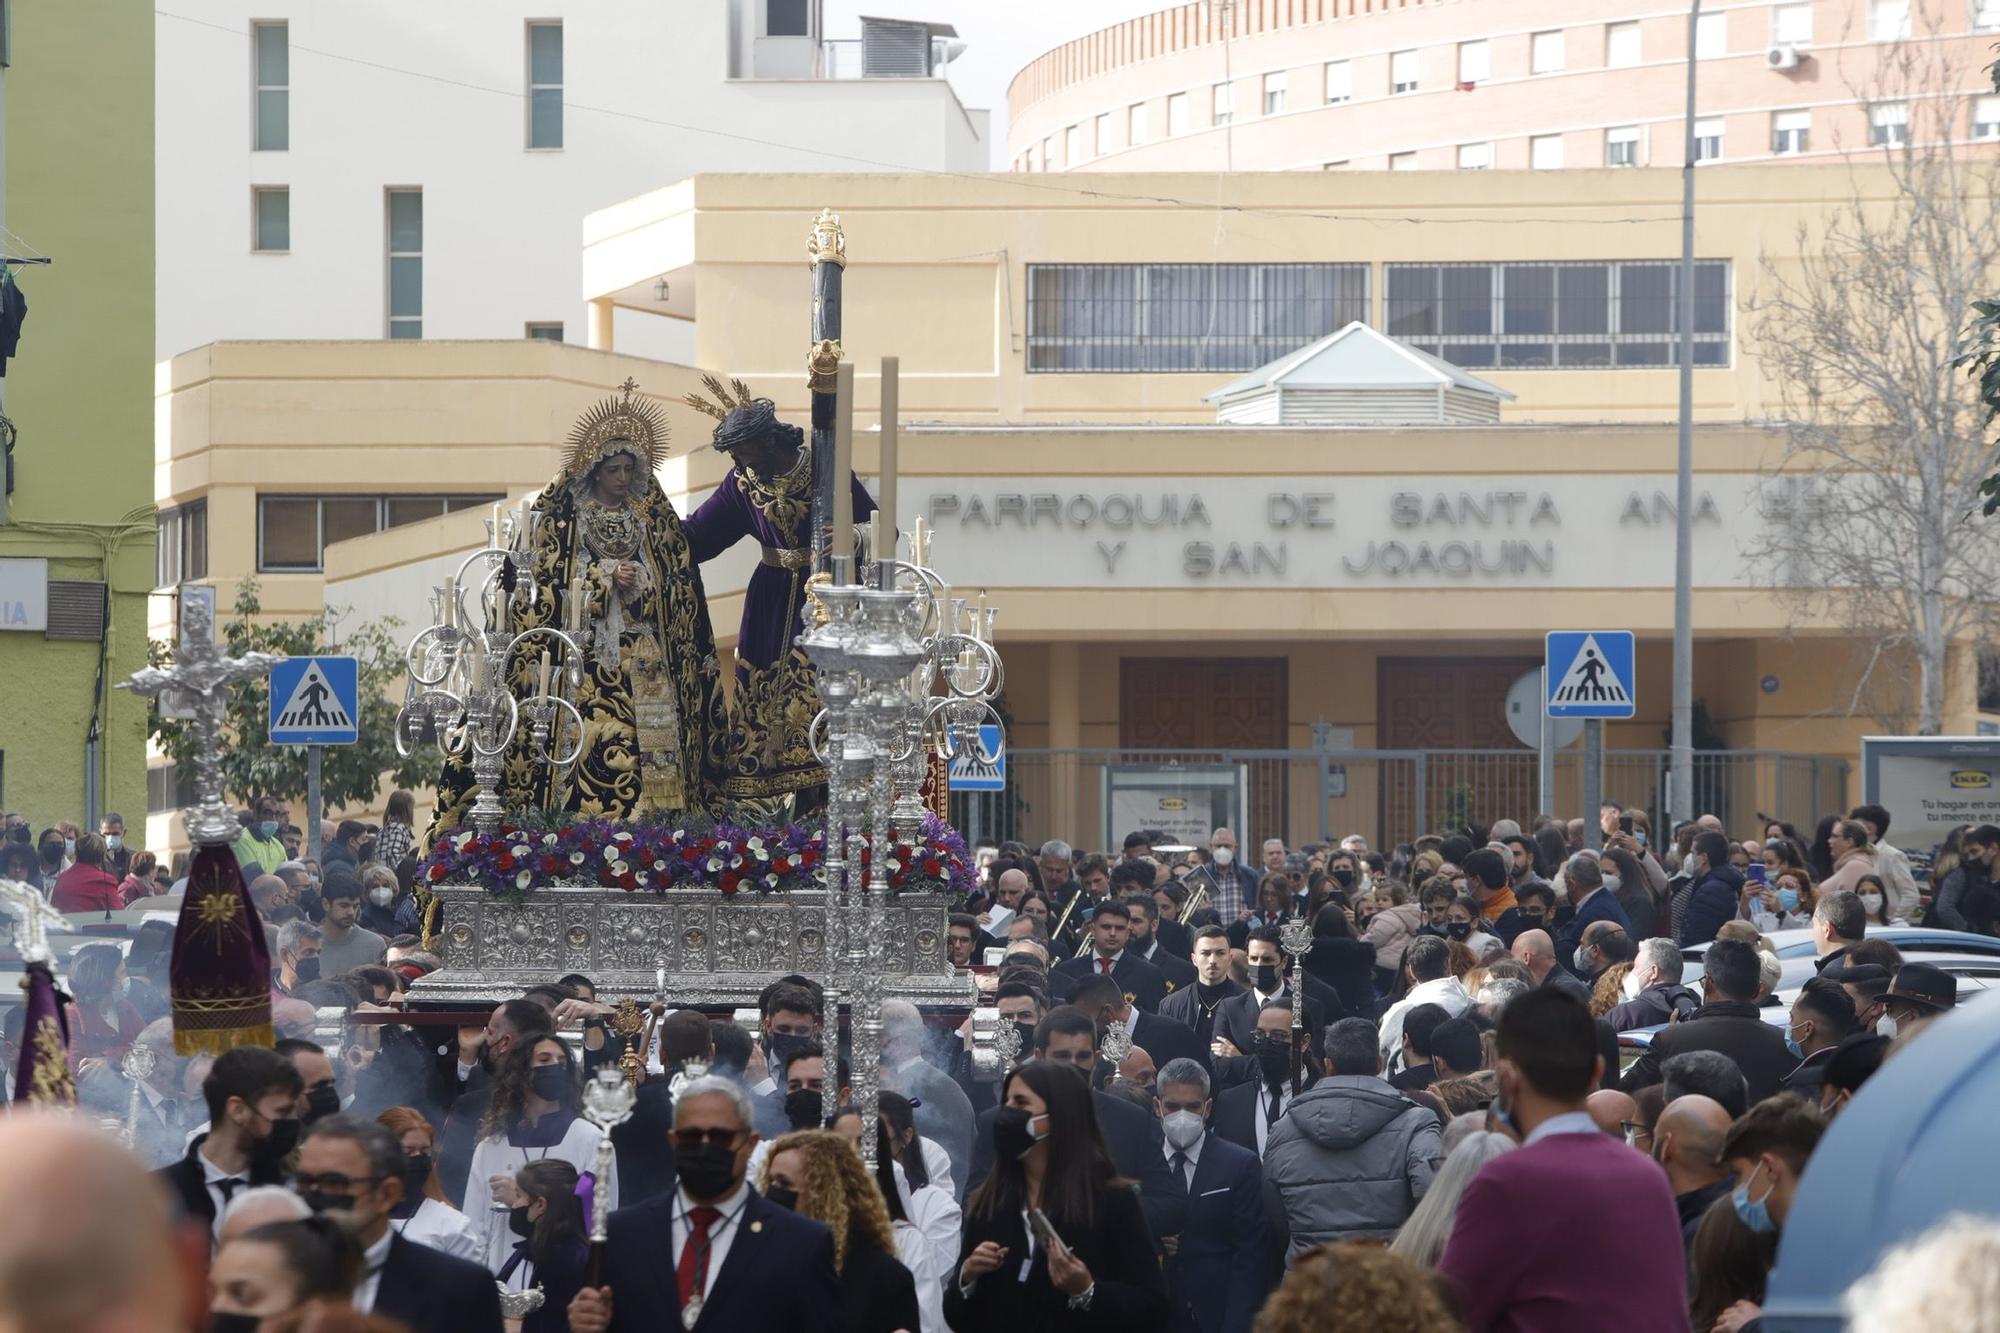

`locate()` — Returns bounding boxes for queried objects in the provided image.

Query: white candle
[879,355,899,543]
[471,650,489,692]
[441,577,455,629]
[832,361,855,577]
[912,516,927,568]
[974,593,988,641]
[566,575,584,632]
[537,649,552,697]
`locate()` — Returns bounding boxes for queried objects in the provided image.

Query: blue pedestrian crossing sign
[948,724,1007,792]
[1545,632,1636,719]
[268,656,360,745]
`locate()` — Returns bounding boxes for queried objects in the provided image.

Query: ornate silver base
[411,883,977,1010]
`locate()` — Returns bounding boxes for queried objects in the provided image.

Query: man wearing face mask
[1707,1098,1827,1333]
[569,1076,839,1333]
[1604,937,1702,1030]
[1376,937,1471,1075]
[1212,1000,1319,1158]
[1620,939,1794,1104]
[158,1046,305,1246]
[315,871,388,974]
[272,921,323,997]
[436,998,556,1205]
[1650,1093,1734,1250]
[1552,854,1631,979]
[34,826,69,893]
[1572,921,1635,986]
[1155,1058,1271,1333]
[1209,927,1328,1090]
[1676,830,1744,947]
[1204,827,1260,923]
[749,981,823,1138]
[293,1114,504,1332]
[1779,977,1858,1097]
[279,1038,345,1128]
[97,811,132,880]
[232,796,290,879]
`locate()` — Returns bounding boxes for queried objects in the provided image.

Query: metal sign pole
[1583,720,1604,852]
[306,746,322,866]
[1538,666,1553,817]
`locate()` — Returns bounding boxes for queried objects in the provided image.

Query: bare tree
[1746,29,2000,734]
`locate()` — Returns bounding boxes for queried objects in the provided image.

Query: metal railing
[949,746,1851,855]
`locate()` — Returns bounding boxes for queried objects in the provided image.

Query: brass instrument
[1074,924,1096,958]
[1180,861,1220,921]
[1049,884,1087,951]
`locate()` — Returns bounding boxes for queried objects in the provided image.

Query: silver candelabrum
[801,535,1007,1162]
[1280,916,1316,1094]
[393,506,586,835]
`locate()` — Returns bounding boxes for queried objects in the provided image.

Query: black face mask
[210,1314,263,1333]
[765,1032,809,1074]
[530,1065,572,1105]
[404,1153,434,1193]
[1518,910,1545,926]
[763,1183,799,1212]
[509,1204,536,1239]
[992,1104,1041,1160]
[1011,1022,1038,1061]
[302,1085,341,1125]
[252,1116,302,1170]
[291,954,321,985]
[39,845,62,868]
[784,1088,823,1131]
[1251,962,1281,993]
[1253,1034,1293,1085]
[1332,868,1355,888]
[677,1141,739,1201]
[298,1188,354,1216]
[1446,921,1473,941]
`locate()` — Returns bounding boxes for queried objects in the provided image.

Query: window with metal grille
[257,493,503,572]
[1383,260,1732,370]
[1025,264,1370,373]
[156,500,209,588]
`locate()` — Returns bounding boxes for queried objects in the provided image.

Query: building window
[155,501,209,588]
[1868,0,1910,40]
[253,21,288,151]
[1095,112,1111,154]
[1531,134,1565,169]
[1214,82,1235,124]
[1389,151,1419,171]
[1772,109,1811,154]
[1168,93,1190,136]
[1390,49,1418,94]
[1531,30,1566,74]
[1263,71,1287,115]
[525,322,564,341]
[1693,118,1724,161]
[1772,2,1813,44]
[1041,137,1054,170]
[1977,0,2000,32]
[256,494,505,573]
[1974,95,2000,139]
[253,187,289,252]
[765,0,811,37]
[1322,62,1349,105]
[1457,142,1492,170]
[1606,125,1640,166]
[1384,259,1732,369]
[1128,102,1148,145]
[387,188,423,339]
[1695,12,1727,57]
[1025,263,1370,373]
[1458,40,1489,85]
[1066,124,1084,162]
[1870,101,1909,146]
[1606,21,1641,67]
[528,21,563,149]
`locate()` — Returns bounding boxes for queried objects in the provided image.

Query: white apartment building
[156,0,987,361]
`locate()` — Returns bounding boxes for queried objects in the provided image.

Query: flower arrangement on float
[420,810,971,902]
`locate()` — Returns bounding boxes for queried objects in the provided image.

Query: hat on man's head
[1887,962,1957,1012]
[1824,961,1891,987]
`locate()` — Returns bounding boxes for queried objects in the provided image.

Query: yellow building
[156,165,1988,850]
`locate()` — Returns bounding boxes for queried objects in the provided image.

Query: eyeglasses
[1619,1121,1651,1142]
[670,1128,745,1150]
[291,1172,382,1194]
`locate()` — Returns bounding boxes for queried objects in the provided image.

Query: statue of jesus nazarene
[682,376,875,807]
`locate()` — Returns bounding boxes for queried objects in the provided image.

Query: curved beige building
[1008,0,2000,173]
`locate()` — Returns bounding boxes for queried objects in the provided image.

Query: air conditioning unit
[1765,44,1805,71]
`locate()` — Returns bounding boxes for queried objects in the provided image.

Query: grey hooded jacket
[1264,1074,1442,1255]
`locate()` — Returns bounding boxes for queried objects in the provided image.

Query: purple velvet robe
[685,468,876,800]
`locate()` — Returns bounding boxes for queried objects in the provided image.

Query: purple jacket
[1438,1127,1691,1333]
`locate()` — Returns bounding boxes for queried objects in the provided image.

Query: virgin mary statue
[432,381,728,827]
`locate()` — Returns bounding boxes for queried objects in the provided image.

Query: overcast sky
[821,0,1171,166]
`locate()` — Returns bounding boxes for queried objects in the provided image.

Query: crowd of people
[4,795,1999,1332]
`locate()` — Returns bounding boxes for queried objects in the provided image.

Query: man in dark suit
[1156,1058,1275,1333]
[1127,893,1198,992]
[1053,898,1168,1013]
[966,1007,1188,1244]
[571,1075,840,1333]
[1621,939,1796,1104]
[1552,853,1633,979]
[436,998,554,1205]
[1071,972,1206,1078]
[1210,927,1326,1089]
[1210,999,1317,1158]
[295,1115,503,1333]
[157,1046,304,1245]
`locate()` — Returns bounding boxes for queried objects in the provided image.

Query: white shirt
[464,1116,611,1272]
[352,1228,394,1313]
[1523,1110,1600,1147]
[1378,976,1473,1072]
[1161,1129,1206,1189]
[895,1219,950,1333]
[1090,948,1125,973]
[671,1181,752,1301]
[893,1160,962,1281]
[1253,1082,1298,1157]
[198,1146,250,1243]
[392,1196,483,1264]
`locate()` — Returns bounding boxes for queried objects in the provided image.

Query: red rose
[496,852,517,871]
[772,858,792,874]
[801,849,821,869]
[719,871,741,895]
[427,863,448,882]
[539,855,563,874]
[922,858,942,877]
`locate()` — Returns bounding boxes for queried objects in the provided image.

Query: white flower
[541,833,558,847]
[673,829,685,841]
[613,831,634,844]
[604,845,622,862]
[454,832,475,850]
[707,858,723,873]
[635,872,649,887]
[569,851,586,865]
[764,873,779,887]
[652,860,665,872]
[747,836,765,851]
[515,870,532,890]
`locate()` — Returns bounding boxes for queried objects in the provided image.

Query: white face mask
[1603,874,1623,894]
[1877,1014,1898,1039]
[1621,969,1645,1000]
[1860,893,1884,915]
[1161,1109,1205,1150]
[367,886,396,908]
[1213,847,1235,867]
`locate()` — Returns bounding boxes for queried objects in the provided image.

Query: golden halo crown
[563,378,670,482]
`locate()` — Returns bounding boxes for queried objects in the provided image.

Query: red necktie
[677,1205,721,1308]
[1099,956,1114,976]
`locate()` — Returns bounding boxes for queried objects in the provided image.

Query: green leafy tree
[148,579,427,812]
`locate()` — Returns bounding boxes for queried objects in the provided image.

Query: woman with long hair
[66,940,146,1061]
[1445,895,1503,961]
[878,1090,960,1284]
[1531,824,1569,882]
[374,789,416,872]
[1854,872,1908,927]
[760,1129,920,1333]
[1303,903,1378,1020]
[945,1061,1168,1332]
[1688,1194,1777,1332]
[1600,847,1660,940]
[1389,1129,1515,1268]
[1589,962,1632,1019]
[1228,875,1295,951]
[1807,815,1839,882]
[463,1036,609,1272]
[117,849,159,906]
[375,1107,481,1262]
[492,1158,589,1333]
